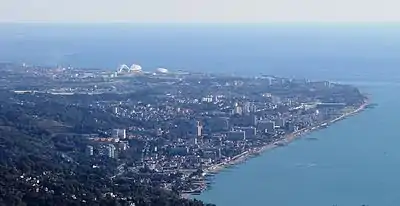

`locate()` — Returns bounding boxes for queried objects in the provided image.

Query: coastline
[184,99,369,198]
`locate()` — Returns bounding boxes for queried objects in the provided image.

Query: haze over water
[2,24,400,205]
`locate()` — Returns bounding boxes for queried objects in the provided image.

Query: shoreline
[184,99,369,198]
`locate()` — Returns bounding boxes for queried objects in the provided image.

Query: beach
[187,100,370,197]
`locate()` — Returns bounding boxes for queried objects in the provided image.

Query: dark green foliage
[0,91,214,206]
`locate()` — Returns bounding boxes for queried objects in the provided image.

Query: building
[86,145,94,156]
[156,128,163,136]
[121,129,127,139]
[205,117,229,132]
[241,115,257,126]
[118,142,128,151]
[239,127,257,138]
[202,96,213,103]
[112,129,126,139]
[257,121,276,134]
[107,144,116,158]
[286,122,298,132]
[196,121,203,137]
[250,102,257,113]
[203,148,222,159]
[228,130,246,141]
[243,102,251,114]
[242,101,256,114]
[275,118,286,128]
[233,102,243,115]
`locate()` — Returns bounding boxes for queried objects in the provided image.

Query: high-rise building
[233,102,243,115]
[112,129,119,138]
[241,115,257,126]
[108,144,116,158]
[196,121,203,137]
[86,145,94,156]
[250,102,257,113]
[119,142,128,151]
[257,121,276,134]
[242,101,256,114]
[120,129,126,139]
[112,129,126,139]
[251,115,258,126]
[239,127,257,138]
[243,101,251,114]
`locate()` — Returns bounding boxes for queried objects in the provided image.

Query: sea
[2,23,400,206]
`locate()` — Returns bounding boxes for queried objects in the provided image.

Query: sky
[1,0,400,23]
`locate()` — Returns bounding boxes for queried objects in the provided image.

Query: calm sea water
[198,81,400,206]
[1,24,400,206]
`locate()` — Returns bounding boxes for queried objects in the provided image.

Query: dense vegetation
[0,90,214,206]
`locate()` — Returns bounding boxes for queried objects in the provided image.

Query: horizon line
[1,21,400,25]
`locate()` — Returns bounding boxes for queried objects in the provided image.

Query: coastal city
[0,62,367,204]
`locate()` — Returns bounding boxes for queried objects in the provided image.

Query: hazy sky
[1,0,400,23]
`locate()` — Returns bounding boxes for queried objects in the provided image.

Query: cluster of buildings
[1,63,365,194]
[86,129,129,159]
[79,71,360,180]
